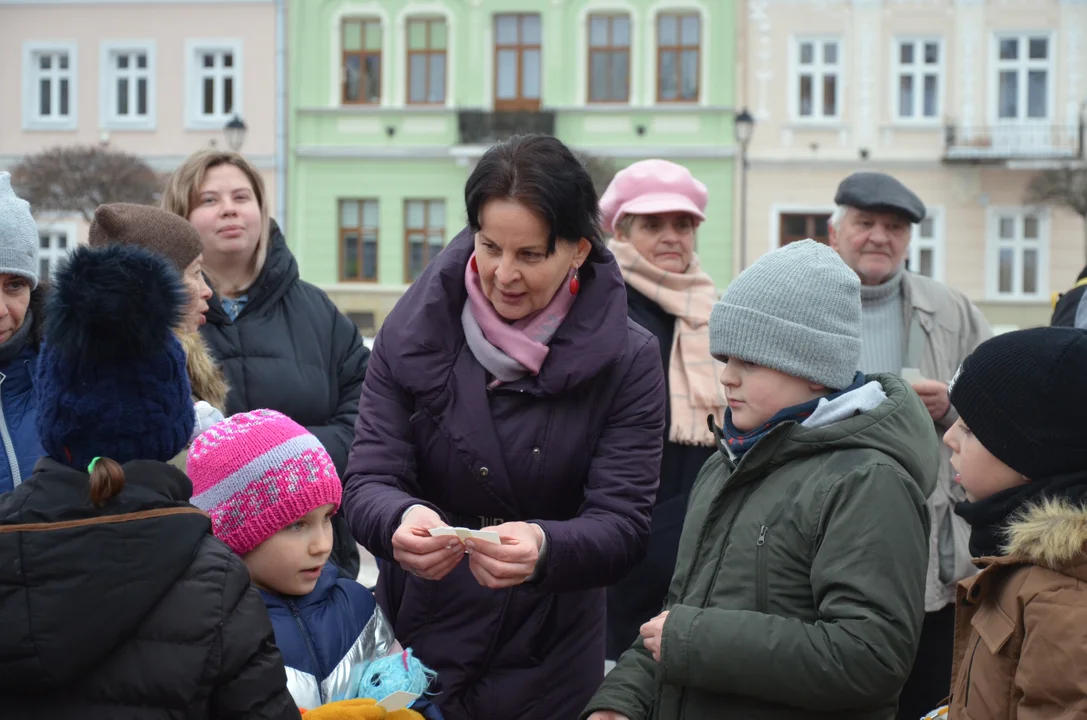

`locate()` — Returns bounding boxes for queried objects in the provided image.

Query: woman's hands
[393,511,546,588]
[466,521,544,589]
[392,506,465,581]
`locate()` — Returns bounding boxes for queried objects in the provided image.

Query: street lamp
[224,115,248,152]
[733,108,755,272]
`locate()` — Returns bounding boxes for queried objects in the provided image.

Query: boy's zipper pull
[757,525,768,546]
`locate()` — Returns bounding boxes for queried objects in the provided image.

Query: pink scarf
[462,253,577,384]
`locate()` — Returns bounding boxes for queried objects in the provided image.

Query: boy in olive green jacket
[584,241,940,720]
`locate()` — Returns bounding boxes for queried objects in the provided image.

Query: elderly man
[828,172,992,720]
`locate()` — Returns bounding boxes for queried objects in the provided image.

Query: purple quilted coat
[342,228,665,720]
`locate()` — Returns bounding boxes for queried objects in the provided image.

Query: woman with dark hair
[342,134,666,720]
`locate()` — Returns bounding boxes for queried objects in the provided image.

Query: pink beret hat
[599,159,708,234]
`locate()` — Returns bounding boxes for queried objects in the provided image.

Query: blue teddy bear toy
[332,648,442,719]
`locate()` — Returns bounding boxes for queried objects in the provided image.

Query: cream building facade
[739,0,1087,328]
[0,0,282,277]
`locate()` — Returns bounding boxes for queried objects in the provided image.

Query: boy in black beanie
[936,327,1087,719]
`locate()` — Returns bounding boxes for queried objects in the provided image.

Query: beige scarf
[608,240,725,446]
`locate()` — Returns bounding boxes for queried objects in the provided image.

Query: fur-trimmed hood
[176,330,229,412]
[1006,498,1087,571]
[952,494,1087,719]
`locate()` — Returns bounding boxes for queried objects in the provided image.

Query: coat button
[532,447,541,457]
[479,466,489,477]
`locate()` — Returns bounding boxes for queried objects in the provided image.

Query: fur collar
[176,331,229,411]
[1006,499,1087,569]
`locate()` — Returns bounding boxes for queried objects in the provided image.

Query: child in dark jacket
[0,245,298,719]
[584,240,939,720]
[934,327,1087,719]
[189,410,442,718]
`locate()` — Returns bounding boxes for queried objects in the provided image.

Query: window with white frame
[894,39,941,121]
[186,40,242,128]
[989,210,1047,299]
[23,43,77,129]
[102,42,154,128]
[37,225,74,280]
[794,38,840,120]
[908,210,944,282]
[995,34,1051,122]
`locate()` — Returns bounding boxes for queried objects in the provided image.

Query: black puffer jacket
[606,285,714,659]
[1051,265,1087,328]
[200,221,369,578]
[0,458,299,719]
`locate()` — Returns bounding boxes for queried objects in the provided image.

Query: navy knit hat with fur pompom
[36,244,194,469]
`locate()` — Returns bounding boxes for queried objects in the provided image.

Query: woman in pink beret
[599,159,725,661]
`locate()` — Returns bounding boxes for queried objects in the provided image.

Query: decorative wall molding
[1063,6,1084,127]
[855,4,877,148]
[957,4,980,129]
[749,0,774,120]
[327,2,392,109]
[644,0,713,108]
[574,0,641,106]
[392,2,457,109]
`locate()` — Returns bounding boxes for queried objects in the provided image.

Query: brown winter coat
[949,499,1087,719]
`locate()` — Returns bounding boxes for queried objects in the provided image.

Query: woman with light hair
[163,150,369,580]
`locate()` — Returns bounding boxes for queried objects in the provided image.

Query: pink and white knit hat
[187,409,343,555]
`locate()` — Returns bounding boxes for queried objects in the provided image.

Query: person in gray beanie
[585,239,941,720]
[0,172,45,494]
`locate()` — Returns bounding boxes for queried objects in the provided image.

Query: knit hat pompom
[948,327,1087,480]
[36,244,193,469]
[709,239,861,389]
[43,244,187,366]
[188,410,343,556]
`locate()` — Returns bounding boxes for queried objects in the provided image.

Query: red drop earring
[470,255,478,273]
[569,268,580,295]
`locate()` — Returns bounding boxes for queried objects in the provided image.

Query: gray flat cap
[834,172,926,223]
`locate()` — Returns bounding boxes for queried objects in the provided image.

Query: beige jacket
[902,272,993,611]
[949,500,1087,719]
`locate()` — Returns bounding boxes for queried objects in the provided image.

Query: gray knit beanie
[710,239,861,389]
[0,173,40,289]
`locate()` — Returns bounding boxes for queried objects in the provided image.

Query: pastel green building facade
[288,0,740,331]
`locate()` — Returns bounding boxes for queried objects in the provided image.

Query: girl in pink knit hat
[189,409,442,718]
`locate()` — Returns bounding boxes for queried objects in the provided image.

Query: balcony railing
[944,124,1084,161]
[457,110,556,145]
